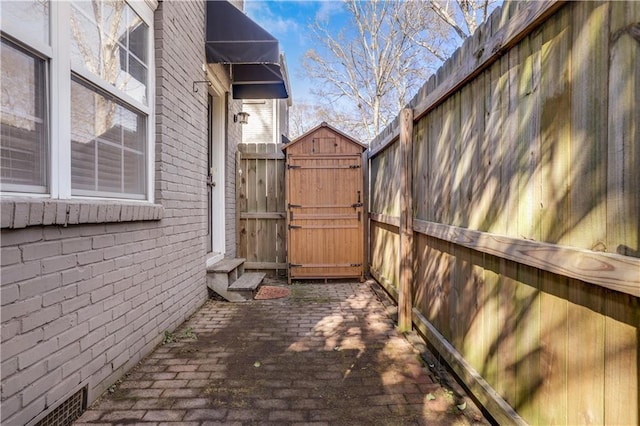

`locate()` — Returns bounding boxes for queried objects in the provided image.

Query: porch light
[234,111,250,125]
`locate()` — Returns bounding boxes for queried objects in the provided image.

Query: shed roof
[283,122,367,151]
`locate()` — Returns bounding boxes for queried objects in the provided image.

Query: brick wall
[226,97,242,257]
[0,2,218,424]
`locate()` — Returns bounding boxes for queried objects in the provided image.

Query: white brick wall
[226,98,243,257]
[0,1,238,424]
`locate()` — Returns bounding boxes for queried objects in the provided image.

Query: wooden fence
[369,1,639,425]
[236,143,287,274]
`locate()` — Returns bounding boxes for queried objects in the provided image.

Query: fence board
[399,109,414,331]
[567,277,605,425]
[413,309,528,426]
[368,1,640,424]
[607,0,640,258]
[540,6,572,245]
[568,1,608,250]
[237,143,286,273]
[603,290,639,425]
[537,270,568,425]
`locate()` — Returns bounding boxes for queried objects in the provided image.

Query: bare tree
[289,103,330,140]
[402,0,498,63]
[302,0,496,142]
[303,0,428,143]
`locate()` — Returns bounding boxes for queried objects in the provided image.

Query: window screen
[0,39,48,192]
[71,78,146,198]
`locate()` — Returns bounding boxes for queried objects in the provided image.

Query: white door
[207,93,225,262]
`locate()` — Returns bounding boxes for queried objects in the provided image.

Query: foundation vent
[35,387,86,426]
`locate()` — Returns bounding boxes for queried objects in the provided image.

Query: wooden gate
[236,143,287,274]
[284,123,367,283]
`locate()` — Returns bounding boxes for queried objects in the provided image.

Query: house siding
[0,2,218,424]
[242,100,275,144]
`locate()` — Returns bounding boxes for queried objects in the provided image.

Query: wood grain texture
[398,108,414,331]
[607,0,640,259]
[285,129,365,281]
[413,1,565,122]
[413,219,640,297]
[413,309,528,426]
[237,144,286,271]
[367,1,639,423]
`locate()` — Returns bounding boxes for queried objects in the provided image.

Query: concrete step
[207,258,245,274]
[207,258,245,289]
[206,259,264,302]
[229,272,265,292]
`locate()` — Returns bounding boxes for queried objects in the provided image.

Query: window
[0,0,154,201]
[0,1,49,46]
[0,39,48,192]
[71,78,146,198]
[70,1,149,105]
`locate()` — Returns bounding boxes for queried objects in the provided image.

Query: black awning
[231,63,288,99]
[206,1,289,99]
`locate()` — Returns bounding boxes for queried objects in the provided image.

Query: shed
[283,122,367,283]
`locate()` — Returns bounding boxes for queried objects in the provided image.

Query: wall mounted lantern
[234,111,250,125]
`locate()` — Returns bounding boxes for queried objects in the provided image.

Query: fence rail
[369,1,640,424]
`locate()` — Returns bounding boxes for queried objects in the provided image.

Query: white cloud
[245,1,301,37]
[314,1,343,23]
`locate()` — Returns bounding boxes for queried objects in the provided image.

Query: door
[207,93,225,261]
[287,154,364,281]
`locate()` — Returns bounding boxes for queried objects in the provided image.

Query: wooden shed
[283,122,367,283]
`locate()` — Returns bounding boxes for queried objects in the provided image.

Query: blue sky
[245,1,348,104]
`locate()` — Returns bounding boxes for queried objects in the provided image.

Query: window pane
[71,78,97,191]
[126,56,147,101]
[71,78,146,198]
[129,17,147,63]
[121,108,145,151]
[123,151,144,194]
[98,143,121,193]
[0,39,48,192]
[103,0,129,44]
[71,139,95,191]
[1,1,50,46]
[70,0,148,105]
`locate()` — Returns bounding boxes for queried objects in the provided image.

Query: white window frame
[1,0,156,203]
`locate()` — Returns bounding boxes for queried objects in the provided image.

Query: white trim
[0,2,53,59]
[272,99,278,144]
[208,90,226,256]
[0,184,47,195]
[71,189,147,200]
[206,252,225,268]
[128,0,157,24]
[1,0,156,203]
[207,68,227,256]
[145,0,156,204]
[206,63,231,93]
[71,67,151,115]
[51,1,70,198]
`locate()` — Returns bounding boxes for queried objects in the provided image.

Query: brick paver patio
[75,279,489,425]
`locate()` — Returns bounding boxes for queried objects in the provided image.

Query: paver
[75,279,489,425]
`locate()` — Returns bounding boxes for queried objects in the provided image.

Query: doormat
[255,285,291,300]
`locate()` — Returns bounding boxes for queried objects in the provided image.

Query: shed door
[287,154,364,280]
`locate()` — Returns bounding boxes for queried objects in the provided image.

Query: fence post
[398,108,414,332]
